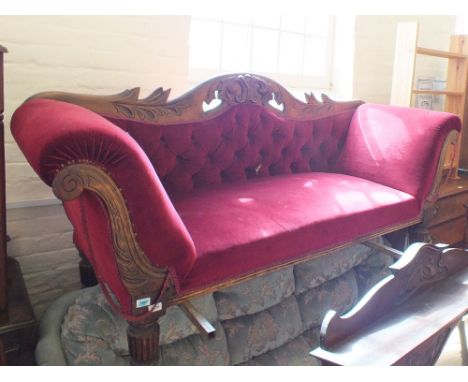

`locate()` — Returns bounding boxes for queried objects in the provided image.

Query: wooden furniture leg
[127,311,164,366]
[77,250,97,287]
[0,258,37,365]
[0,338,6,366]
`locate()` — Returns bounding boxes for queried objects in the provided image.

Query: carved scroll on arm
[53,163,171,365]
[52,163,168,316]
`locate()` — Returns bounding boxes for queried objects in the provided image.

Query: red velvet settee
[11,73,460,365]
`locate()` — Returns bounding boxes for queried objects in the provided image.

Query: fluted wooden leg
[127,316,161,366]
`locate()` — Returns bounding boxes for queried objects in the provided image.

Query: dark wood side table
[411,175,468,246]
[311,244,468,366]
[0,45,37,365]
[0,258,37,365]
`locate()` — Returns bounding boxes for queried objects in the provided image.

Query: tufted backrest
[107,103,357,196]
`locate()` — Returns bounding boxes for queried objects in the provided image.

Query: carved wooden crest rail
[30,73,363,124]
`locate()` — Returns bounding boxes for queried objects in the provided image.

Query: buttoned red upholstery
[106,104,355,196]
[11,96,461,317]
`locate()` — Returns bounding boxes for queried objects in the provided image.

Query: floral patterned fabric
[239,335,320,366]
[296,269,358,331]
[294,242,378,294]
[214,266,295,320]
[52,243,393,366]
[161,322,229,366]
[223,295,303,365]
[355,249,394,294]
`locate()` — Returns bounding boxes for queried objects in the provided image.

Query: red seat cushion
[173,173,420,293]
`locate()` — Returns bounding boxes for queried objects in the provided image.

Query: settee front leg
[52,163,172,366]
[127,311,164,366]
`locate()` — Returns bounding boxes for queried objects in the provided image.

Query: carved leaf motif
[113,103,135,119]
[321,94,334,104]
[142,87,171,104]
[112,100,190,122]
[305,92,321,105]
[114,88,140,103]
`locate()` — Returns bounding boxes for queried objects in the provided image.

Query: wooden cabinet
[0,45,37,365]
[0,45,6,312]
[411,175,468,246]
[390,22,468,178]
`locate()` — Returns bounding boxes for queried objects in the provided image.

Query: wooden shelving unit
[390,22,468,178]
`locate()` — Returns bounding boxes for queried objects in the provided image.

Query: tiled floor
[436,318,468,366]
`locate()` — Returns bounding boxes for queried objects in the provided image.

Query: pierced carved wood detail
[52,163,167,302]
[30,73,363,124]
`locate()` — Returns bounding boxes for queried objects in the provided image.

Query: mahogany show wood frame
[30,73,462,365]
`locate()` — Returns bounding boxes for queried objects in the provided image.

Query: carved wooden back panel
[30,73,363,124]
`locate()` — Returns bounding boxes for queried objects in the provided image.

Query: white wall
[353,15,456,104]
[1,15,190,206]
[331,15,356,100]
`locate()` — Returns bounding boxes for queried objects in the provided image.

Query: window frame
[188,16,336,90]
